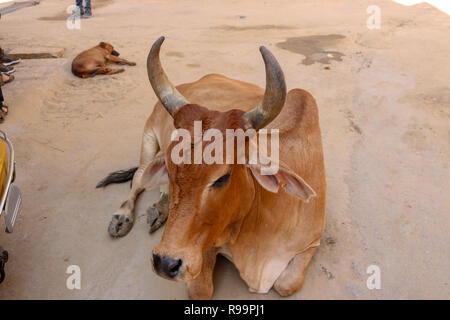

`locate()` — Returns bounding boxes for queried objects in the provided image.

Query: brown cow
[97,36,326,299]
[71,42,136,78]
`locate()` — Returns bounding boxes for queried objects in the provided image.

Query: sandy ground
[0,0,448,299]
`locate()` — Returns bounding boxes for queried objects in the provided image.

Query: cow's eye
[211,173,230,188]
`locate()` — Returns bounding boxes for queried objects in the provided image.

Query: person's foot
[0,104,8,123]
[0,73,14,86]
[0,49,21,67]
[0,53,21,66]
[82,8,92,18]
[0,64,15,75]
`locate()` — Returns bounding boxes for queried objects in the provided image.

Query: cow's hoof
[108,214,133,237]
[147,207,167,233]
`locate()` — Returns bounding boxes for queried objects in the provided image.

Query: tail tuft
[96,167,138,188]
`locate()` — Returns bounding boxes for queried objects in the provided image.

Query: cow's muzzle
[152,253,182,279]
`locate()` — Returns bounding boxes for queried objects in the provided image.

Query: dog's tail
[96,167,138,188]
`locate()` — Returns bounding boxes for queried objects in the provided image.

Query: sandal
[0,74,14,86]
[0,48,21,67]
[0,64,15,75]
[0,104,8,123]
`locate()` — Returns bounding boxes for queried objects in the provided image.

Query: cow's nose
[152,253,182,278]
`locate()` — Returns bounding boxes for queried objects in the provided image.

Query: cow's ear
[99,42,107,49]
[247,164,316,202]
[141,153,169,190]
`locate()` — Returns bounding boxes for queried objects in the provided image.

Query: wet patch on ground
[276,34,345,65]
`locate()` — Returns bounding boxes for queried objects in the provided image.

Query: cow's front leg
[108,159,157,237]
[187,247,217,300]
[147,190,169,233]
[108,174,144,237]
[273,246,317,296]
[106,54,136,66]
[107,128,160,237]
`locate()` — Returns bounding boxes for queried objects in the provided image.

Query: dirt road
[0,0,448,299]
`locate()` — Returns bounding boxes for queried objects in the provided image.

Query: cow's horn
[243,47,286,130]
[147,36,189,117]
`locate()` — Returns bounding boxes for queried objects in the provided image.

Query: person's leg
[83,0,92,17]
[0,64,15,75]
[75,0,84,15]
[0,85,7,123]
[0,74,14,85]
[0,86,4,105]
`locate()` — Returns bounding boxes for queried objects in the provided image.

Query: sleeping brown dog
[72,42,136,78]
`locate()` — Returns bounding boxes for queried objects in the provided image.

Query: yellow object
[0,139,7,201]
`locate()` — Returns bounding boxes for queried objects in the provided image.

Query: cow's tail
[96,167,138,188]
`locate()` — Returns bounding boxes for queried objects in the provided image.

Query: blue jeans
[0,87,4,106]
[76,0,91,10]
